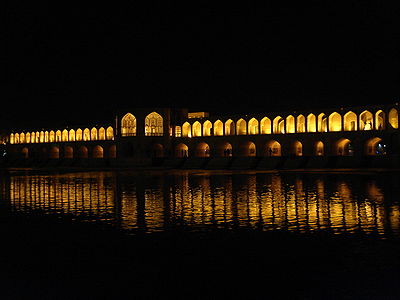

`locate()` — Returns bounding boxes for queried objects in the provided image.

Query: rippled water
[1,170,399,237]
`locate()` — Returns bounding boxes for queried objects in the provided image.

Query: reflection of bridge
[2,104,399,168]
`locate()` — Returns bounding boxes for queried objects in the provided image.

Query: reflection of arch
[203,121,212,136]
[145,112,163,136]
[239,141,256,157]
[365,137,386,155]
[286,115,295,133]
[64,146,73,159]
[315,141,324,156]
[344,111,357,131]
[217,142,233,157]
[214,120,223,136]
[236,119,247,135]
[195,142,210,157]
[359,110,373,130]
[328,112,342,132]
[176,143,189,158]
[297,115,305,133]
[273,116,285,134]
[121,113,137,136]
[225,119,235,135]
[92,145,104,158]
[248,118,259,135]
[318,113,327,132]
[265,140,281,156]
[375,110,385,130]
[291,141,303,156]
[389,108,398,129]
[307,114,316,132]
[335,138,353,156]
[193,121,202,137]
[260,117,271,134]
[49,146,60,159]
[182,122,191,137]
[78,146,89,159]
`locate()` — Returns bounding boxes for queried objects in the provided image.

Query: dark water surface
[2,169,399,237]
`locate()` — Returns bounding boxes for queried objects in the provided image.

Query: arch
[145,112,163,136]
[318,113,327,132]
[91,127,98,141]
[239,141,256,157]
[64,146,73,159]
[121,113,137,136]
[39,131,45,143]
[44,131,49,143]
[335,138,353,156]
[328,112,342,132]
[265,140,281,156]
[56,130,62,142]
[365,137,386,156]
[22,147,29,159]
[14,133,19,144]
[76,129,83,141]
[49,146,60,159]
[236,119,247,135]
[26,132,31,144]
[315,141,324,156]
[307,113,317,132]
[375,110,385,130]
[92,145,104,158]
[106,126,114,140]
[78,146,89,159]
[62,129,69,142]
[344,111,357,131]
[217,142,233,157]
[273,116,285,134]
[225,119,235,135]
[291,141,303,156]
[69,129,75,142]
[83,128,90,141]
[388,108,398,129]
[192,121,202,137]
[20,133,25,144]
[286,115,295,133]
[260,117,271,134]
[213,120,223,136]
[10,133,14,144]
[182,122,192,137]
[195,142,210,157]
[203,120,212,136]
[108,145,117,158]
[297,115,305,133]
[49,131,55,143]
[175,143,189,158]
[35,132,40,143]
[150,143,164,158]
[98,127,106,140]
[359,110,373,130]
[248,118,259,135]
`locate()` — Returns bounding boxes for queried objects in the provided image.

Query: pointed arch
[328,112,342,132]
[20,133,25,144]
[121,113,137,136]
[76,129,83,141]
[225,119,235,135]
[291,140,303,156]
[359,110,373,130]
[344,111,357,131]
[260,117,271,134]
[145,112,163,136]
[192,121,202,137]
[315,141,324,156]
[62,129,69,142]
[182,122,192,137]
[106,126,114,140]
[213,120,223,136]
[307,113,316,132]
[98,127,106,140]
[286,115,295,133]
[318,113,327,132]
[49,131,55,143]
[273,116,285,134]
[56,130,62,142]
[297,115,305,133]
[388,108,398,129]
[203,120,212,136]
[236,118,247,135]
[248,118,259,135]
[265,140,281,156]
[91,127,98,140]
[375,110,385,130]
[83,128,90,141]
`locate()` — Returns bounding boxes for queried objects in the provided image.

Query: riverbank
[1,210,399,299]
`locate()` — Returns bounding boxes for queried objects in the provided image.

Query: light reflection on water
[1,170,399,237]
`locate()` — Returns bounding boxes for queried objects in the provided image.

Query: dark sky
[4,1,400,129]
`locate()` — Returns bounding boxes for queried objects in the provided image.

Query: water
[1,169,399,237]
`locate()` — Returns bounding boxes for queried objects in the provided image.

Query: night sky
[5,1,400,129]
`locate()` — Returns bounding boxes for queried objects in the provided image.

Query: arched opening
[336,138,353,156]
[91,128,98,140]
[49,131,55,143]
[213,120,223,136]
[365,137,386,156]
[248,118,259,135]
[35,132,40,143]
[203,121,212,136]
[318,113,327,132]
[192,121,202,137]
[344,111,357,131]
[375,110,385,130]
[121,113,137,136]
[286,115,295,133]
[182,122,191,137]
[39,131,45,143]
[297,115,305,133]
[49,146,60,159]
[64,146,73,159]
[22,147,29,159]
[260,117,271,134]
[315,141,324,156]
[108,145,117,158]
[14,133,19,144]
[273,116,285,134]
[291,141,303,156]
[359,110,374,130]
[151,143,164,158]
[217,142,233,157]
[10,134,14,144]
[265,140,281,156]
[239,141,256,157]
[20,133,25,144]
[69,129,75,142]
[176,143,189,158]
[388,108,398,129]
[76,129,83,141]
[62,129,69,142]
[98,127,106,140]
[106,127,114,140]
[83,129,90,141]
[145,112,163,136]
[195,142,210,157]
[328,112,342,132]
[92,145,104,158]
[56,130,62,142]
[225,119,235,135]
[236,119,247,135]
[44,131,49,143]
[307,114,317,132]
[78,146,89,159]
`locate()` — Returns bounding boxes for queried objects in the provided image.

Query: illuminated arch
[182,122,191,137]
[315,141,324,156]
[213,120,223,136]
[307,113,316,132]
[192,121,202,137]
[388,108,398,129]
[318,113,327,132]
[176,143,189,158]
[225,119,235,135]
[195,142,210,157]
[10,133,14,144]
[217,142,233,157]
[335,138,353,156]
[62,129,69,142]
[286,115,295,133]
[35,132,40,143]
[39,131,45,143]
[78,146,89,158]
[365,137,386,156]
[76,129,83,141]
[236,118,247,135]
[14,133,19,144]
[56,130,62,142]
[260,117,271,134]
[359,110,373,130]
[248,118,259,135]
[92,145,104,158]
[239,141,256,157]
[344,111,357,131]
[26,132,31,144]
[98,127,106,140]
[297,115,305,133]
[49,131,55,143]
[203,120,212,136]
[49,146,60,159]
[20,133,25,144]
[265,140,281,156]
[91,128,98,140]
[121,113,137,136]
[64,146,73,159]
[273,116,285,134]
[375,110,385,130]
[106,126,114,140]
[291,140,303,156]
[44,131,49,143]
[83,128,90,141]
[328,112,342,132]
[145,112,163,136]
[69,129,75,142]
